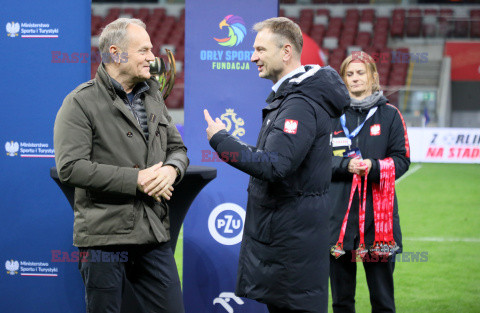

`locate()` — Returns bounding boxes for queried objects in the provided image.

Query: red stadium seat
[408,9,422,17]
[361,9,375,22]
[137,8,150,17]
[346,9,360,19]
[424,9,438,16]
[355,32,371,49]
[471,21,480,38]
[123,8,136,16]
[311,24,326,36]
[152,8,166,18]
[108,8,121,17]
[316,9,330,18]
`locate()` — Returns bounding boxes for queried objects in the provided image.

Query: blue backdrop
[183,1,278,312]
[0,1,90,312]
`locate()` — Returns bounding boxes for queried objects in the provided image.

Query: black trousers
[330,251,396,313]
[267,304,314,313]
[79,242,184,313]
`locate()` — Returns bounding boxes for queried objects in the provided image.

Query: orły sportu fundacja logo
[214,15,246,47]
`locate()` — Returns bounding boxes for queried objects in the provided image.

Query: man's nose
[146,50,155,62]
[251,52,259,62]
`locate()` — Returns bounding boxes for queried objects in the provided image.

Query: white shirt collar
[272,66,305,93]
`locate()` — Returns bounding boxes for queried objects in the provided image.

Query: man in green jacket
[54,18,188,313]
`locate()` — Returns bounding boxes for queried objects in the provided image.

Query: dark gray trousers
[79,242,184,313]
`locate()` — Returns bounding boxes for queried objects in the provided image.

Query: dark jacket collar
[95,63,161,101]
[110,77,149,101]
[265,72,304,104]
[263,65,350,119]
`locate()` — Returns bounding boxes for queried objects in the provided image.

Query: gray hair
[253,17,303,55]
[99,18,146,62]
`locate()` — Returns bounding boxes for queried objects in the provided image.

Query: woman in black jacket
[329,52,410,313]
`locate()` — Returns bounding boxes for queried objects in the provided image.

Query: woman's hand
[348,158,372,177]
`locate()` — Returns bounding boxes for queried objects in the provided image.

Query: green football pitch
[175,163,480,312]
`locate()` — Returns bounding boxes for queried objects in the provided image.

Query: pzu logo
[213,292,244,313]
[208,203,245,245]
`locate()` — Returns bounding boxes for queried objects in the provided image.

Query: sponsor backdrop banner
[0,1,90,312]
[184,0,277,312]
[408,127,480,163]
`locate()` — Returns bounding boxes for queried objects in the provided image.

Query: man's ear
[283,44,293,62]
[109,45,121,64]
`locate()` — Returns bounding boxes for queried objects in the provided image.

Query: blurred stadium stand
[90,1,480,127]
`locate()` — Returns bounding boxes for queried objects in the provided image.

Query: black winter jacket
[329,96,410,253]
[210,65,349,311]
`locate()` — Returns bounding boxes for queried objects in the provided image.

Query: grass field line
[396,164,422,185]
[405,236,480,243]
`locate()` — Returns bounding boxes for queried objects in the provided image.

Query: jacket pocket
[155,116,169,152]
[85,192,135,235]
[244,202,274,245]
[152,200,169,223]
[246,181,277,244]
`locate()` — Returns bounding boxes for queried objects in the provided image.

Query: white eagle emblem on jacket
[5,260,19,275]
[283,119,298,134]
[6,22,20,37]
[5,141,19,156]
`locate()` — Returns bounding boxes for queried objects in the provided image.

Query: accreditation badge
[332,137,351,148]
[343,147,362,159]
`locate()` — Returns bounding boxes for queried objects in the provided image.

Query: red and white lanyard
[371,158,398,257]
[331,158,398,260]
[331,170,368,259]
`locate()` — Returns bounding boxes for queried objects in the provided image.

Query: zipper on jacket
[355,115,361,147]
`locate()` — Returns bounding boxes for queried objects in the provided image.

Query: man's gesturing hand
[204,109,226,140]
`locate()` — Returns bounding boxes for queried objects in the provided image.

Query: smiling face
[344,61,373,100]
[250,29,286,83]
[116,23,155,84]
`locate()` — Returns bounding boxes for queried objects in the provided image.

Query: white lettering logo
[208,203,245,245]
[213,292,244,313]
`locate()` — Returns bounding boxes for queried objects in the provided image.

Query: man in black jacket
[204,17,349,313]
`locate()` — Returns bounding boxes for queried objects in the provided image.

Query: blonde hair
[253,17,303,56]
[339,51,381,93]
